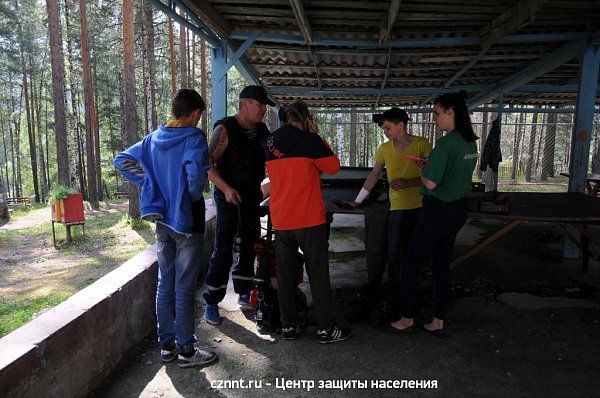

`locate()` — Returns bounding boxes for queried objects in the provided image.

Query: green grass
[0,292,72,336]
[7,203,47,218]
[0,200,155,337]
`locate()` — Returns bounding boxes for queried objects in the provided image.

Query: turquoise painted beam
[229,30,587,48]
[211,40,228,122]
[215,31,261,82]
[568,45,600,194]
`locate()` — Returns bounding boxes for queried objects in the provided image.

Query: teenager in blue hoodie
[114,89,217,368]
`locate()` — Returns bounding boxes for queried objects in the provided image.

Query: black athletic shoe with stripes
[316,325,352,344]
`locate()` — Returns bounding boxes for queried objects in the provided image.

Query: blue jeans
[203,188,260,304]
[155,222,203,350]
[387,208,420,291]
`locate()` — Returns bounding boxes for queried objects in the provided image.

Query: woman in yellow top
[346,108,431,305]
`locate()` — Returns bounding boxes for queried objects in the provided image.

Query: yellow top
[374,136,432,210]
[165,120,189,127]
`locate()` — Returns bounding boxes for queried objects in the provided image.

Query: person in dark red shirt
[263,100,352,344]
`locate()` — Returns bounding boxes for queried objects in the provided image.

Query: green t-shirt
[421,130,478,202]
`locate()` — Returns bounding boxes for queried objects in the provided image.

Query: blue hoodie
[114,125,210,234]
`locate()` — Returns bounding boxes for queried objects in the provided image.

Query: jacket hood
[153,125,202,149]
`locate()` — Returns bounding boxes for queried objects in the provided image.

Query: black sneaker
[177,347,218,368]
[282,323,305,340]
[160,343,180,363]
[316,325,352,344]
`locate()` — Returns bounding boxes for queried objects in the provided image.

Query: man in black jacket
[203,85,274,326]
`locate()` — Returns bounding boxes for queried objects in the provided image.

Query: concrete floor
[92,214,600,398]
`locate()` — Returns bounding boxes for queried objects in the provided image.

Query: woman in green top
[384,91,478,337]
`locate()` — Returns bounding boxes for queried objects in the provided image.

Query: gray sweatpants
[274,223,334,329]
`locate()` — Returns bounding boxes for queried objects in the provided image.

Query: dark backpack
[253,239,307,333]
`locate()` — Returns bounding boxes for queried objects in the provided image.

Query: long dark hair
[285,100,312,131]
[434,91,478,142]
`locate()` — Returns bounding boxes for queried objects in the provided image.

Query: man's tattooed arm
[208,124,228,162]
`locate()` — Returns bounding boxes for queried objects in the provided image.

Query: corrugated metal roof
[185,0,600,108]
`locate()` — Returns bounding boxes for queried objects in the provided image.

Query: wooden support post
[564,45,600,259]
[211,39,228,123]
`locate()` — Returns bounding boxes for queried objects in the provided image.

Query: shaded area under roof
[181,0,600,108]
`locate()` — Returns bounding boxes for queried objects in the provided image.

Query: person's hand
[334,199,360,209]
[332,199,359,209]
[260,181,271,200]
[225,187,242,205]
[390,178,412,190]
[307,114,319,134]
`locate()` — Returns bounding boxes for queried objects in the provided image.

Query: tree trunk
[168,17,176,94]
[541,112,557,181]
[562,114,574,173]
[511,111,524,181]
[592,115,600,174]
[12,83,23,197]
[525,113,538,182]
[123,0,140,220]
[200,38,207,131]
[44,85,51,188]
[179,9,188,88]
[191,33,196,90]
[360,113,367,166]
[336,113,345,165]
[349,109,356,167]
[18,34,40,202]
[142,1,157,131]
[141,14,149,135]
[35,73,48,202]
[477,111,489,178]
[8,118,17,198]
[363,113,369,166]
[79,0,99,208]
[15,0,40,202]
[0,173,8,220]
[46,0,70,186]
[63,0,81,188]
[93,67,102,201]
[2,119,11,200]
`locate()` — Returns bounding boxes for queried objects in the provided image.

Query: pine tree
[46,0,71,186]
[79,0,99,208]
[122,0,140,220]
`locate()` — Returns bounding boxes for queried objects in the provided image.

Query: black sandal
[381,323,414,334]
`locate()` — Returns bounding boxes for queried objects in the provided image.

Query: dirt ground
[91,213,600,398]
[0,202,154,334]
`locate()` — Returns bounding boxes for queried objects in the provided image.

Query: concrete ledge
[0,205,216,398]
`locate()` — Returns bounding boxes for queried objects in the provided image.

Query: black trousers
[401,195,467,320]
[203,188,261,304]
[274,223,334,329]
[363,200,389,289]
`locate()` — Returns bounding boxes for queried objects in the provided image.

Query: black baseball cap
[239,85,276,106]
[372,107,410,126]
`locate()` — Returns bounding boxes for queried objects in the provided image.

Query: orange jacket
[263,125,340,230]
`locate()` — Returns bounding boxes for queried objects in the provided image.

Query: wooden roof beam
[289,0,313,44]
[378,0,401,46]
[419,0,548,106]
[181,0,232,38]
[467,35,593,108]
[478,0,548,48]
